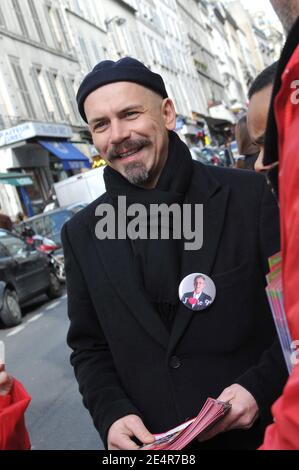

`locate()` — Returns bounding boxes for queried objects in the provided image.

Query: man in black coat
[62,58,287,450]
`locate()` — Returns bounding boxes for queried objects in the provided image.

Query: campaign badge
[179,273,216,311]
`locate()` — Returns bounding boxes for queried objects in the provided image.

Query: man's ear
[162,98,177,130]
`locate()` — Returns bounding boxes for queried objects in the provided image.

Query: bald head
[270,0,299,32]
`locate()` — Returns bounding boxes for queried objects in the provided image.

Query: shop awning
[208,104,236,125]
[203,116,234,131]
[0,172,33,186]
[38,140,91,170]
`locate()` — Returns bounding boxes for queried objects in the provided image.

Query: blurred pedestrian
[0,205,13,231]
[15,212,26,224]
[43,188,58,213]
[247,62,278,174]
[235,115,259,170]
[0,364,31,450]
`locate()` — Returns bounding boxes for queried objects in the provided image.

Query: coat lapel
[89,217,170,350]
[168,164,230,355]
[87,163,230,354]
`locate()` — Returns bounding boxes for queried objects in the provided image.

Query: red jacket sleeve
[260,45,299,451]
[0,379,31,450]
[277,45,299,343]
[260,364,299,449]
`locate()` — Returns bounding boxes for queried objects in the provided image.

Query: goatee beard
[124,162,149,185]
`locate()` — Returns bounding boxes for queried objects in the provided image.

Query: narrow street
[0,0,294,455]
[0,291,103,450]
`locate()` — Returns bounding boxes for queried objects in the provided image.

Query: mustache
[108,138,151,161]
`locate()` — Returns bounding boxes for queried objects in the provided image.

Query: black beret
[76,57,168,122]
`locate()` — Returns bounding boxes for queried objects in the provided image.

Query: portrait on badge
[179,273,216,311]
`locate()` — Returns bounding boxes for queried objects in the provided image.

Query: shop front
[207,104,237,145]
[38,140,91,184]
[0,172,34,217]
[0,122,91,216]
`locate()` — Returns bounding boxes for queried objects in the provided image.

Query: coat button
[169,356,182,369]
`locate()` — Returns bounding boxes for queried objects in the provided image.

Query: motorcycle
[20,227,66,283]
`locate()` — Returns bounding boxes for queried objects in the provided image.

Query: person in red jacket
[258,2,299,449]
[0,364,31,450]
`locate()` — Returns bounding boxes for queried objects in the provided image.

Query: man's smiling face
[84,81,176,188]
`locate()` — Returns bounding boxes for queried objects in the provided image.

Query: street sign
[0,122,73,147]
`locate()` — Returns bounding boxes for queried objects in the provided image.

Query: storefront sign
[181,124,200,135]
[2,176,33,186]
[0,172,33,186]
[0,122,73,147]
[208,104,236,124]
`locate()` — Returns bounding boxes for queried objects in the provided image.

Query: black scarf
[104,131,193,330]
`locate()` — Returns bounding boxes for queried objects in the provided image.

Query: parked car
[15,203,87,246]
[229,140,240,160]
[0,229,62,327]
[218,147,235,167]
[21,231,65,283]
[190,147,223,166]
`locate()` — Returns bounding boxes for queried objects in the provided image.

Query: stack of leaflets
[266,252,293,374]
[140,398,231,451]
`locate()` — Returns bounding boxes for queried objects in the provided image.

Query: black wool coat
[62,161,287,450]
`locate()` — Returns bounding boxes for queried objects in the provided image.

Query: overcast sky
[242,0,277,16]
[225,0,279,20]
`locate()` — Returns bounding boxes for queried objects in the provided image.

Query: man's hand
[108,414,155,450]
[0,364,13,396]
[198,384,259,442]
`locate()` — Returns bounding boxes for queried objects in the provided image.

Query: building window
[0,114,5,129]
[61,76,81,123]
[82,0,95,24]
[12,0,29,37]
[9,56,37,119]
[73,0,83,16]
[28,0,46,44]
[0,88,5,128]
[78,35,92,70]
[46,71,66,121]
[91,40,103,63]
[0,5,6,28]
[45,5,59,49]
[31,66,51,120]
[54,8,71,51]
[119,28,132,56]
[131,32,146,62]
[111,29,123,57]
[46,6,70,52]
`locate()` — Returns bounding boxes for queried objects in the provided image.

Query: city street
[0,291,103,450]
[0,0,294,454]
